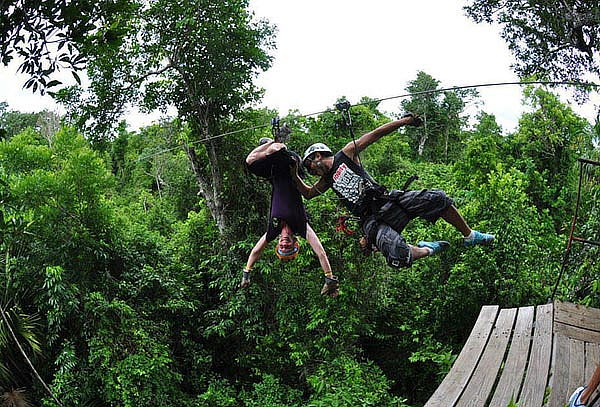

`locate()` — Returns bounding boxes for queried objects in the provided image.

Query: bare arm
[305,224,332,276]
[290,159,331,199]
[245,233,269,270]
[341,116,416,162]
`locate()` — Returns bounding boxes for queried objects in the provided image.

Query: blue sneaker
[417,241,450,255]
[464,231,495,247]
[569,386,587,407]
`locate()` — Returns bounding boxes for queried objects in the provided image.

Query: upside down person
[293,113,495,269]
[240,137,339,297]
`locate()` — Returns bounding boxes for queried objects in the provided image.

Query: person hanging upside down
[293,113,495,269]
[240,137,339,297]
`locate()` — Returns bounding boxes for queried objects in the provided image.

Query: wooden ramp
[425,302,600,407]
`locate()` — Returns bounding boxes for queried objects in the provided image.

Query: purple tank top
[248,149,308,241]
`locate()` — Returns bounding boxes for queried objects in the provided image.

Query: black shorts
[376,189,453,233]
[362,189,453,268]
[363,218,412,268]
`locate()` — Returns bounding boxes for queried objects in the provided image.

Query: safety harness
[333,102,420,246]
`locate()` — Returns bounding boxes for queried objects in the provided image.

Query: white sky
[0,0,598,133]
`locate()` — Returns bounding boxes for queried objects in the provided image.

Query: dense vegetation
[1,80,599,406]
[1,0,600,406]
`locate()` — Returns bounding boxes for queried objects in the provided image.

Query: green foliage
[506,86,593,225]
[0,74,598,406]
[85,292,183,406]
[306,356,408,407]
[196,379,239,407]
[243,374,302,407]
[464,0,600,85]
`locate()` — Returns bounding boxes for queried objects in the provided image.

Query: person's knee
[384,246,412,268]
[375,226,412,268]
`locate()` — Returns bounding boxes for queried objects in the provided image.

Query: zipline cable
[135,123,271,162]
[135,80,600,162]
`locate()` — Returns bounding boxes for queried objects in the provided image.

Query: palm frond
[0,388,32,407]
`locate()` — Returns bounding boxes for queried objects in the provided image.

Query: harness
[332,101,419,246]
[355,175,420,219]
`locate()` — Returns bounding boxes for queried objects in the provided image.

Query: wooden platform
[425,302,600,407]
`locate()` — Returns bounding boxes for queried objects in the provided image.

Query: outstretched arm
[245,233,268,270]
[341,115,419,162]
[239,233,269,289]
[305,224,332,277]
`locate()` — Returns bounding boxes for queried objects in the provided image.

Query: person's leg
[246,141,285,166]
[367,221,446,268]
[573,362,600,405]
[410,245,434,261]
[429,198,495,246]
[440,205,471,237]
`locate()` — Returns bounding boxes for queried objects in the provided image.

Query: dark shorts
[363,219,413,268]
[376,189,453,233]
[362,189,453,268]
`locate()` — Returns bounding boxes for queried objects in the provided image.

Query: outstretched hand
[401,112,423,127]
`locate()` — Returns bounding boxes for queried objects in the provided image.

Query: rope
[134,80,600,162]
[335,100,362,167]
[134,123,271,162]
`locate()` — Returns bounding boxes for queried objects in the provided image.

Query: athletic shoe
[464,231,495,247]
[569,386,587,407]
[417,241,450,255]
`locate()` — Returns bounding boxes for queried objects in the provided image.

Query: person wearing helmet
[294,113,494,269]
[239,138,339,297]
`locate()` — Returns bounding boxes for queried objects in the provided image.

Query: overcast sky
[1,0,598,133]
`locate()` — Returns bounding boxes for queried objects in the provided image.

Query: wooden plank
[489,306,535,407]
[456,308,517,407]
[547,333,571,407]
[568,339,586,399]
[425,305,499,407]
[518,303,554,407]
[555,322,600,343]
[555,301,600,333]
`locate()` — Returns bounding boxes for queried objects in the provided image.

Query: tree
[401,71,477,162]
[54,0,275,236]
[506,85,594,225]
[0,0,138,94]
[464,0,600,85]
[0,103,62,141]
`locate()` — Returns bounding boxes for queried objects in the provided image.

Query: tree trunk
[418,113,428,156]
[170,57,231,236]
[444,125,449,162]
[184,142,229,236]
